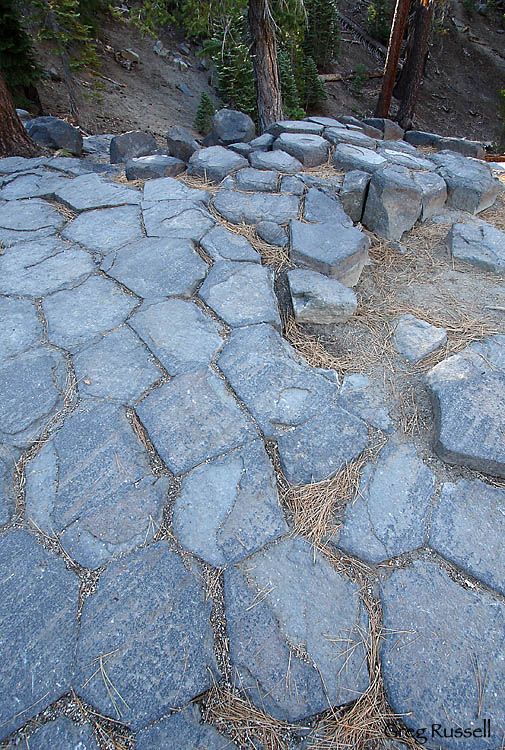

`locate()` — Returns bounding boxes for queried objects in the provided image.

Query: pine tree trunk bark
[375,0,411,118]
[248,0,283,133]
[0,72,41,157]
[397,0,434,129]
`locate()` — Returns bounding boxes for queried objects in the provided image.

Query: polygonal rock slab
[225,537,369,721]
[303,187,353,226]
[338,374,393,433]
[0,347,67,448]
[287,268,357,324]
[411,170,447,220]
[362,117,403,141]
[143,176,210,204]
[235,167,279,192]
[73,326,162,403]
[200,225,260,263]
[75,544,217,729]
[43,275,138,351]
[425,336,505,478]
[0,156,48,174]
[213,190,299,225]
[62,205,143,255]
[378,147,435,171]
[257,220,288,247]
[333,144,387,174]
[362,165,422,240]
[0,297,42,359]
[393,314,447,362]
[187,146,248,183]
[0,454,15,526]
[273,133,330,167]
[0,198,65,245]
[102,236,208,300]
[267,120,324,137]
[130,299,223,375]
[249,149,303,173]
[337,441,434,562]
[0,237,96,297]
[125,154,186,180]
[54,172,141,211]
[290,220,370,287]
[174,439,287,567]
[380,560,505,749]
[429,150,501,213]
[340,170,371,223]
[143,203,215,241]
[199,261,280,329]
[136,369,257,474]
[0,531,78,740]
[445,221,505,273]
[280,175,305,195]
[28,717,98,750]
[430,479,505,596]
[0,169,71,201]
[218,324,368,483]
[323,127,377,150]
[25,402,168,569]
[136,704,229,750]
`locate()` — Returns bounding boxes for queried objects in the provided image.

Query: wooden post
[375,0,411,118]
[248,0,284,132]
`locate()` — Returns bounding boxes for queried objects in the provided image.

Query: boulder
[323,127,377,150]
[362,164,423,240]
[363,117,404,140]
[125,154,186,180]
[393,314,447,362]
[165,125,200,161]
[436,136,486,159]
[210,108,256,145]
[339,115,383,138]
[333,143,387,174]
[287,268,357,324]
[404,130,441,147]
[249,148,303,173]
[429,150,501,213]
[187,145,248,183]
[228,142,253,157]
[249,133,275,150]
[445,220,505,272]
[267,120,324,137]
[340,170,371,222]
[25,116,83,155]
[110,130,157,163]
[273,133,330,167]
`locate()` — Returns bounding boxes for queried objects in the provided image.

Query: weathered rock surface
[411,170,448,220]
[337,441,435,562]
[249,149,303,173]
[256,220,288,246]
[0,455,14,526]
[380,560,505,749]
[288,268,357,324]
[225,537,369,721]
[363,165,422,240]
[324,127,377,150]
[333,143,387,174]
[55,172,141,211]
[0,531,78,740]
[425,335,505,478]
[363,118,404,141]
[213,189,299,224]
[429,150,500,213]
[378,147,435,171]
[74,544,216,729]
[436,136,486,159]
[199,261,280,329]
[0,169,71,201]
[125,154,186,180]
[445,220,505,272]
[0,297,42,359]
[267,120,324,137]
[62,205,143,254]
[142,176,209,204]
[187,146,248,182]
[136,704,229,750]
[340,170,371,222]
[166,125,200,161]
[273,133,330,167]
[200,225,260,262]
[174,439,287,566]
[338,373,394,433]
[249,132,275,150]
[303,187,353,226]
[27,717,98,750]
[26,116,83,155]
[136,369,257,474]
[290,220,370,287]
[211,109,256,145]
[130,298,223,375]
[235,167,279,192]
[110,130,157,163]
[0,198,65,245]
[404,130,440,147]
[393,314,447,362]
[25,402,168,568]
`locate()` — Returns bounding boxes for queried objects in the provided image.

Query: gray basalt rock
[425,335,505,478]
[411,170,447,219]
[0,198,65,245]
[142,201,215,240]
[0,454,15,526]
[363,117,404,141]
[0,531,78,740]
[338,373,394,433]
[143,175,210,204]
[337,441,435,562]
[62,205,143,254]
[393,314,447,362]
[0,297,42,359]
[210,109,256,145]
[249,132,275,150]
[125,154,186,179]
[430,479,505,595]
[378,147,435,171]
[199,261,280,329]
[256,220,288,247]
[54,172,141,211]
[290,220,370,287]
[404,130,441,147]
[308,116,344,128]
[200,225,260,262]
[74,544,217,729]
[333,143,387,174]
[136,704,229,750]
[130,298,223,376]
[83,133,114,156]
[0,156,48,174]
[340,116,383,139]
[110,130,157,163]
[26,115,83,155]
[136,368,257,474]
[379,560,505,749]
[25,402,168,568]
[0,169,71,201]
[165,125,200,161]
[362,164,422,240]
[225,537,369,721]
[288,268,357,324]
[28,718,98,750]
[436,136,486,159]
[340,170,371,222]
[228,142,253,157]
[173,439,287,567]
[280,174,305,195]
[43,275,138,351]
[187,145,248,182]
[273,133,330,167]
[303,187,353,225]
[267,120,324,137]
[429,150,501,213]
[235,167,279,192]
[323,127,377,150]
[213,189,299,225]
[445,220,505,272]
[249,149,303,173]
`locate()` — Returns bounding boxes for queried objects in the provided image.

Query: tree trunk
[397,0,435,129]
[248,0,283,132]
[0,72,41,157]
[375,0,411,118]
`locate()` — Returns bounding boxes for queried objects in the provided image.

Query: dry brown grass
[111,173,147,191]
